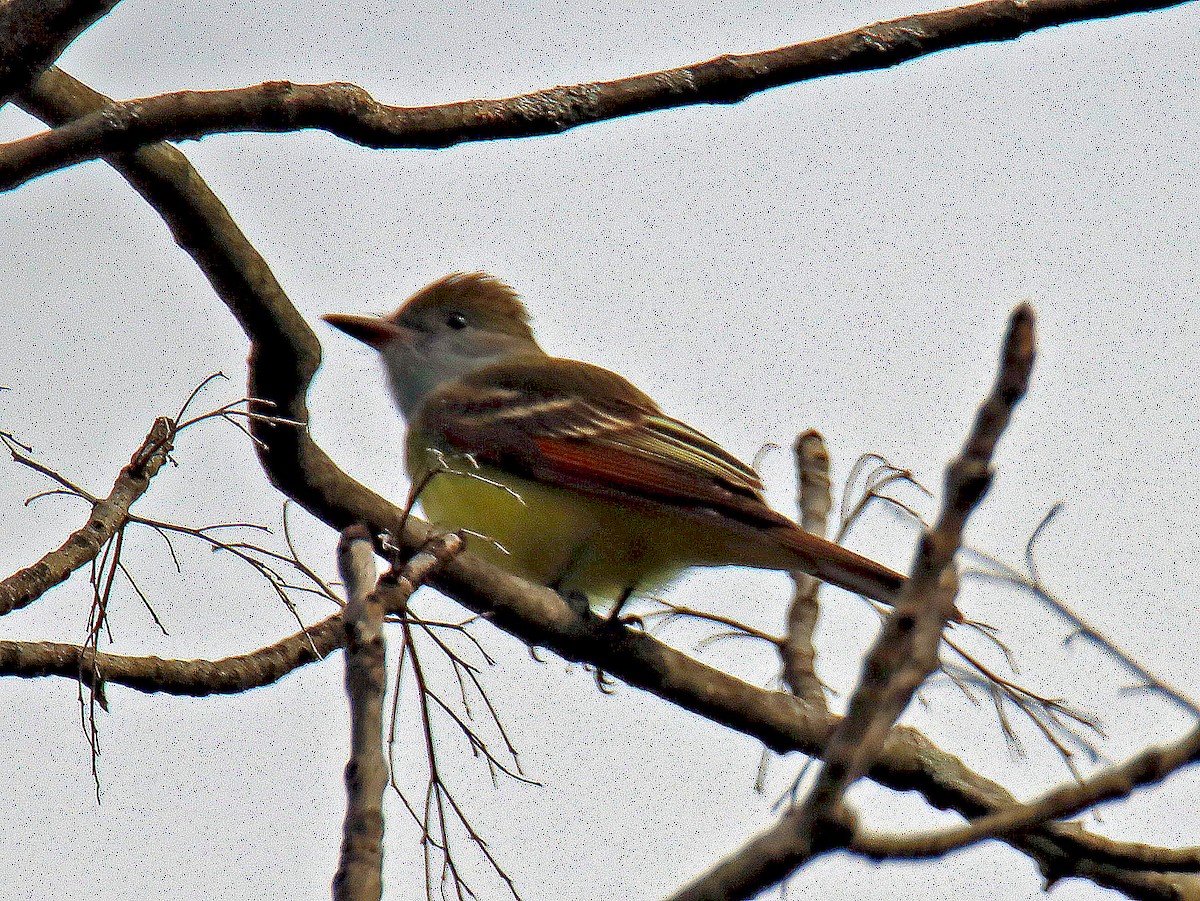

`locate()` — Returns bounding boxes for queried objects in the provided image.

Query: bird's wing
[417,354,911,607]
[414,354,793,529]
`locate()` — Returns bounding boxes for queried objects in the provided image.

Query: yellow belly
[405,440,797,606]
[413,464,683,602]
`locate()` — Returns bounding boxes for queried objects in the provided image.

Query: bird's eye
[446,312,468,330]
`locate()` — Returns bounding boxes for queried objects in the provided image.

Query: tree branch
[0,0,124,105]
[781,430,831,710]
[333,528,472,901]
[333,525,387,901]
[0,618,342,696]
[851,724,1200,867]
[0,416,173,617]
[667,305,1036,901]
[17,67,1195,901]
[2,0,1197,190]
[808,303,1035,811]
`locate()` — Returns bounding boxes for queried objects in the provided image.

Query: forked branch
[0,416,173,617]
[851,724,1200,867]
[669,305,1036,901]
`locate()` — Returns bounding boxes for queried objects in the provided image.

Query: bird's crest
[391,272,533,340]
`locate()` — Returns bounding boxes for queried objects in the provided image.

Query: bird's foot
[376,529,405,568]
[552,589,632,692]
[606,611,643,631]
[591,666,618,694]
[603,586,640,630]
[558,588,594,621]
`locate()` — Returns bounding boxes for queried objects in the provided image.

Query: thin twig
[382,533,527,900]
[643,601,780,646]
[1,417,174,617]
[966,528,1200,719]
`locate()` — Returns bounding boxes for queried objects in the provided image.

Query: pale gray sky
[1,1,1197,899]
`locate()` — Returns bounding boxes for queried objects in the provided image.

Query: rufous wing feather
[421,355,913,606]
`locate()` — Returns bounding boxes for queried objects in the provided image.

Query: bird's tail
[773,525,906,607]
[770,525,962,622]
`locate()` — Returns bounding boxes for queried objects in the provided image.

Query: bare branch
[3,0,1198,190]
[333,525,387,901]
[967,535,1200,719]
[0,0,124,104]
[852,724,1200,866]
[0,416,173,617]
[668,305,1036,901]
[18,68,1191,901]
[939,633,1104,776]
[810,304,1036,804]
[0,620,341,695]
[0,530,450,698]
[331,530,472,900]
[782,430,832,711]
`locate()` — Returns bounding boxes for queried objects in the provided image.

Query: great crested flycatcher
[324,272,905,609]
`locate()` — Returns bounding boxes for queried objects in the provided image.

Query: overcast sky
[1,1,1197,899]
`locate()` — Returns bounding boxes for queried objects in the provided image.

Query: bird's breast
[403,438,693,604]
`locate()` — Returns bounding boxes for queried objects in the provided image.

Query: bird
[323,272,905,614]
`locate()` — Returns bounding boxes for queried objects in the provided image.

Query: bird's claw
[559,588,593,620]
[592,666,617,694]
[607,612,643,631]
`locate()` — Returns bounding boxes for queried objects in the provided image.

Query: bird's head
[323,272,543,416]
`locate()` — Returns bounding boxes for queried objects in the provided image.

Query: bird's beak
[321,313,410,349]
